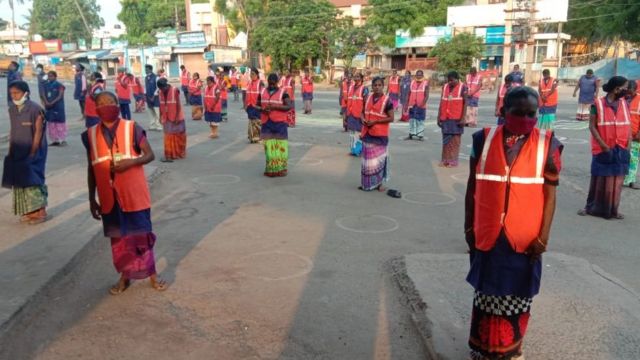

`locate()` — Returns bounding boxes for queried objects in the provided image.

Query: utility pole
[501,0,514,79]
[524,0,537,86]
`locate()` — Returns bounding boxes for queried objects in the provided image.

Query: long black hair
[602,76,627,93]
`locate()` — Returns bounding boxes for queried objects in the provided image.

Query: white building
[447,0,571,82]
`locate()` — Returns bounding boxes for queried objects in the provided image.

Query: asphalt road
[1,78,639,359]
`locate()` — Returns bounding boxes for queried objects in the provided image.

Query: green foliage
[365,0,464,48]
[30,0,103,42]
[215,0,267,34]
[331,20,371,69]
[118,0,187,45]
[565,0,640,43]
[252,0,339,70]
[429,33,483,75]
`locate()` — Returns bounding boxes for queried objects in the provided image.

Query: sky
[0,0,122,28]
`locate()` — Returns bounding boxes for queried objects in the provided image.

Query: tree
[30,0,103,42]
[252,0,338,70]
[215,0,268,62]
[565,0,640,44]
[365,0,464,48]
[118,0,187,46]
[331,20,371,69]
[429,33,483,75]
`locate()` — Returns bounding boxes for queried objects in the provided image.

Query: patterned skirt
[576,103,591,121]
[469,291,532,359]
[163,120,187,160]
[361,142,389,190]
[264,139,288,177]
[538,106,557,130]
[13,185,48,216]
[441,134,461,167]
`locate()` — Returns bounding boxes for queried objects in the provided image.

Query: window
[535,40,548,63]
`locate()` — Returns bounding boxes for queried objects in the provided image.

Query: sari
[361,137,389,190]
[261,121,289,177]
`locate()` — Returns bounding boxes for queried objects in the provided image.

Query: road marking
[208,136,245,156]
[401,191,457,206]
[335,214,399,234]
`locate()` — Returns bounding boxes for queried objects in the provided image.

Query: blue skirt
[205,111,222,123]
[190,95,202,106]
[409,106,426,121]
[346,115,363,131]
[246,106,261,120]
[303,92,313,101]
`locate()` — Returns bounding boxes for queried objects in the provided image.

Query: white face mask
[36,68,42,74]
[42,75,48,81]
[13,92,29,106]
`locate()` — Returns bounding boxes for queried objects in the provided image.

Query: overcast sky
[1,0,122,28]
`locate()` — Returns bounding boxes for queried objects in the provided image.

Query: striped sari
[361,140,389,190]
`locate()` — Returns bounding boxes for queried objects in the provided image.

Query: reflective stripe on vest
[592,97,631,154]
[204,85,221,112]
[539,77,558,106]
[260,88,288,123]
[347,84,365,118]
[409,80,427,107]
[474,126,551,253]
[88,120,139,166]
[246,80,261,106]
[439,83,465,120]
[477,128,548,185]
[362,94,390,137]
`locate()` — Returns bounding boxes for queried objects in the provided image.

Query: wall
[558,58,640,81]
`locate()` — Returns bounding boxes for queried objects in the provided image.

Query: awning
[48,51,78,59]
[173,46,207,54]
[97,53,120,61]
[68,51,89,60]
[87,50,110,60]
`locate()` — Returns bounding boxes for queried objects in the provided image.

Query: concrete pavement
[0,83,639,359]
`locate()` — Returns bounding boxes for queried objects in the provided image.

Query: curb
[0,165,166,353]
[389,257,439,360]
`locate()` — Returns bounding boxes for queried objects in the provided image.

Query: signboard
[78,39,87,51]
[204,52,215,61]
[62,43,78,51]
[395,27,452,48]
[91,38,101,50]
[178,31,207,46]
[475,26,505,44]
[157,29,178,46]
[29,40,62,54]
[2,43,23,56]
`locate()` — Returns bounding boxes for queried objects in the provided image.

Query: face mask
[96,105,120,122]
[504,113,537,135]
[615,90,626,100]
[36,68,42,74]
[12,92,28,106]
[42,75,48,81]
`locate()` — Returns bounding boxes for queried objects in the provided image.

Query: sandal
[387,189,402,198]
[151,279,168,292]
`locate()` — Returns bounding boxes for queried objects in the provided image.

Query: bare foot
[109,276,130,295]
[150,274,168,292]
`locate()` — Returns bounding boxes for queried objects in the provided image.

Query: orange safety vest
[629,95,640,137]
[180,69,190,86]
[230,73,238,86]
[204,84,221,113]
[388,76,400,94]
[246,79,261,107]
[592,97,631,154]
[133,77,144,96]
[85,82,104,117]
[465,74,481,99]
[159,86,184,122]
[438,82,465,121]
[115,75,130,100]
[496,83,509,113]
[87,120,151,214]
[302,76,314,94]
[539,77,558,107]
[408,80,428,108]
[346,84,365,118]
[474,126,552,253]
[280,76,294,100]
[362,94,390,138]
[260,87,288,124]
[217,78,228,100]
[341,79,350,107]
[188,79,202,96]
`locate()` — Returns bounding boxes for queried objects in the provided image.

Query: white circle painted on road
[335,214,399,234]
[294,157,323,167]
[235,251,313,281]
[192,174,241,185]
[402,191,456,206]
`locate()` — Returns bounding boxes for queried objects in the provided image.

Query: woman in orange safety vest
[464,86,563,359]
[157,78,187,161]
[578,76,632,219]
[437,71,467,167]
[360,77,394,191]
[537,69,559,129]
[260,73,292,177]
[82,91,167,295]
